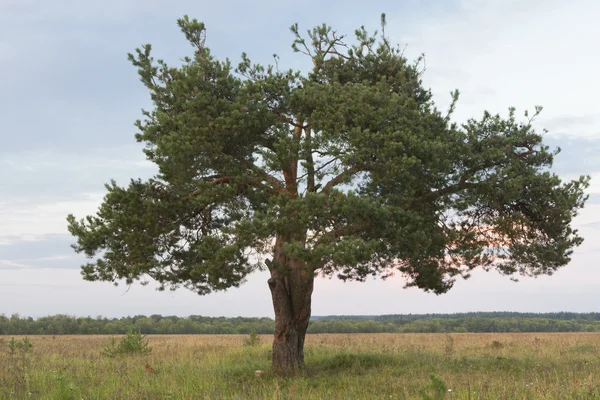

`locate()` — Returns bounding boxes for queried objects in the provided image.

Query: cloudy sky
[1,0,599,318]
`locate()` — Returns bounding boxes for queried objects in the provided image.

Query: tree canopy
[67,14,589,370]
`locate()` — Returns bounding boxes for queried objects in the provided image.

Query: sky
[1,0,600,318]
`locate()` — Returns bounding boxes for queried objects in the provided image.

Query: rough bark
[268,234,314,372]
[266,122,315,372]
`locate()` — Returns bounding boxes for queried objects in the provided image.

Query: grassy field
[1,332,600,399]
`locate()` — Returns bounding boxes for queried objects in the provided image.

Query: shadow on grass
[217,345,554,383]
[306,352,402,376]
[569,343,598,354]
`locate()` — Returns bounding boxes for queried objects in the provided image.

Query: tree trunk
[268,235,314,373]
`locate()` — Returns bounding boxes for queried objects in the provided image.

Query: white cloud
[34,255,77,261]
[0,193,104,242]
[0,146,156,244]
[0,259,31,269]
[394,0,600,139]
[0,148,154,173]
[0,254,81,271]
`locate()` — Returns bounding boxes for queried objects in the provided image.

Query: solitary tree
[67,15,589,372]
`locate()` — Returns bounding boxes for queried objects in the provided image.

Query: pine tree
[67,14,589,372]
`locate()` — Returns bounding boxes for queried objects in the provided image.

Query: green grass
[1,333,600,399]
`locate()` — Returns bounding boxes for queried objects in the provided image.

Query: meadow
[1,332,600,399]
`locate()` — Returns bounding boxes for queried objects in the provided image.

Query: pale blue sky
[1,0,600,317]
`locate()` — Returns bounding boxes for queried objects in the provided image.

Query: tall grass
[1,333,599,399]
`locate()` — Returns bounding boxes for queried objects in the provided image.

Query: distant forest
[2,312,600,335]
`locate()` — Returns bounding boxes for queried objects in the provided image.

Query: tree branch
[178,176,235,202]
[512,144,537,160]
[327,221,370,240]
[426,157,509,202]
[426,174,478,201]
[320,164,362,195]
[304,126,316,193]
[278,113,310,129]
[240,161,285,193]
[312,221,372,270]
[180,163,285,203]
[321,31,347,59]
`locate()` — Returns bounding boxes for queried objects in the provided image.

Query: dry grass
[1,333,600,399]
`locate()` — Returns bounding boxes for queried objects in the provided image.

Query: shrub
[103,331,151,357]
[490,340,504,350]
[7,337,32,355]
[419,374,449,400]
[444,335,454,356]
[6,337,33,398]
[243,331,261,347]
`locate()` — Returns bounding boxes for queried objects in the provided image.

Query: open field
[1,333,600,399]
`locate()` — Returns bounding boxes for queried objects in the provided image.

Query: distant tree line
[313,312,600,321]
[1,312,600,335]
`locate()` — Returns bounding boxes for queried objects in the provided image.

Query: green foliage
[243,331,261,347]
[7,337,32,355]
[419,374,449,400]
[5,337,33,398]
[444,335,454,356]
[50,374,78,400]
[569,343,597,354]
[65,14,588,297]
[490,340,505,350]
[103,331,151,357]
